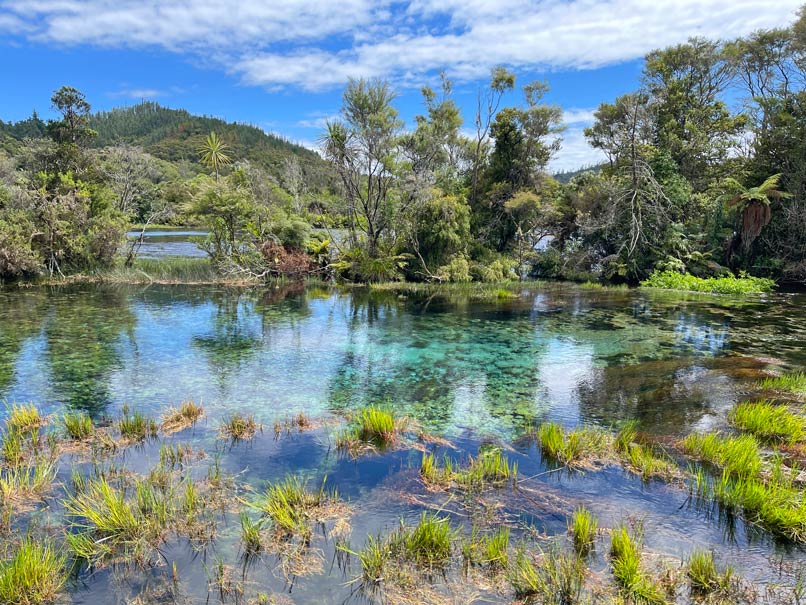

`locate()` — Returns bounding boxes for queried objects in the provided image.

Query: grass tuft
[681,432,761,478]
[6,403,45,434]
[537,422,610,467]
[758,372,806,397]
[337,406,403,452]
[729,400,804,443]
[219,413,259,441]
[63,411,93,440]
[610,525,665,604]
[570,506,598,555]
[118,407,157,441]
[162,401,204,435]
[0,539,67,605]
[687,549,733,594]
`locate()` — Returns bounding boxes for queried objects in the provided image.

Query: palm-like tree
[725,173,791,255]
[198,132,231,181]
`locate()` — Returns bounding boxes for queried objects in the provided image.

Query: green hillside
[1,101,334,191]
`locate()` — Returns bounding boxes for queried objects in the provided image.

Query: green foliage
[337,406,401,450]
[640,270,774,294]
[63,411,93,440]
[759,373,806,396]
[401,512,454,568]
[687,549,733,593]
[609,525,665,604]
[118,408,157,441]
[537,422,610,466]
[570,507,598,555]
[729,400,805,443]
[0,539,66,605]
[681,432,761,478]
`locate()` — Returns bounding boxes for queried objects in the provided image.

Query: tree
[198,132,231,181]
[47,86,95,146]
[723,173,792,258]
[321,78,403,256]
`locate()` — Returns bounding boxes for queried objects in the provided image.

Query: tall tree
[321,78,403,255]
[198,132,232,181]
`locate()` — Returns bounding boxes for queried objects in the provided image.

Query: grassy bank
[640,270,775,295]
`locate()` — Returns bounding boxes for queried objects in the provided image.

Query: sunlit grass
[507,547,586,602]
[337,406,407,453]
[0,461,56,504]
[758,372,806,397]
[420,447,517,490]
[162,400,204,435]
[687,549,733,593]
[6,403,44,434]
[63,411,93,440]
[729,400,805,443]
[570,507,598,555]
[640,269,775,295]
[219,413,259,441]
[256,475,335,539]
[239,512,263,555]
[537,422,610,467]
[118,407,157,441]
[0,539,67,605]
[609,525,664,604]
[681,432,761,478]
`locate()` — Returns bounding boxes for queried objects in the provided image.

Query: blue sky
[0,0,802,171]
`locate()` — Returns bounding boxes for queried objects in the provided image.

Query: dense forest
[1,6,804,285]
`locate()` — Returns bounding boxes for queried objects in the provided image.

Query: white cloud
[550,125,606,173]
[2,0,800,91]
[108,87,165,99]
[562,108,597,126]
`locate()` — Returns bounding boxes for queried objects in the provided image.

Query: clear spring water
[1,282,804,603]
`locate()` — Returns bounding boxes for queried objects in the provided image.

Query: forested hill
[0,101,334,190]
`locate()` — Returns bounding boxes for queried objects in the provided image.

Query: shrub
[640,269,774,294]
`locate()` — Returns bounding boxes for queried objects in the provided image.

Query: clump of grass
[610,525,665,604]
[63,411,93,440]
[496,288,517,299]
[687,549,733,593]
[64,477,147,562]
[6,403,45,433]
[537,422,610,467]
[352,534,389,586]
[758,372,806,397]
[729,400,804,443]
[570,507,598,555]
[162,401,204,435]
[420,448,517,490]
[0,461,57,504]
[337,406,404,452]
[219,413,259,441]
[0,539,67,605]
[1,429,23,466]
[615,421,680,481]
[257,476,335,539]
[239,513,263,555]
[118,407,157,441]
[508,547,586,602]
[481,526,510,568]
[681,432,761,478]
[401,512,454,569]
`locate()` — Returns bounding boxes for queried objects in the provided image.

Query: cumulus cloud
[2,0,800,91]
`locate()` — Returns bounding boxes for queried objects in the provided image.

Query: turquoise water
[2,282,806,603]
[1,283,802,437]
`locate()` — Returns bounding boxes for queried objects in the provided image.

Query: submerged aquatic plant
[0,539,67,605]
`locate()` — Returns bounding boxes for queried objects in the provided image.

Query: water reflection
[0,284,802,437]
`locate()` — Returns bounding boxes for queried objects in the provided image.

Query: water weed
[118,407,157,441]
